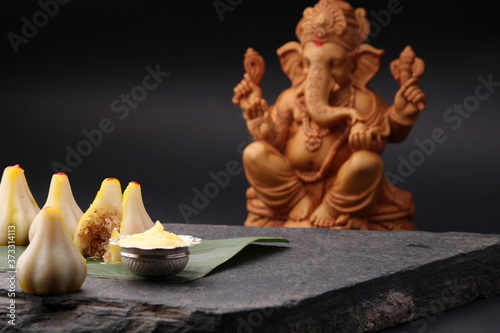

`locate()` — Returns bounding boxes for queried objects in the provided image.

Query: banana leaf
[0,237,288,283]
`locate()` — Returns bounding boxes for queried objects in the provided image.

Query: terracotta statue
[232,0,426,230]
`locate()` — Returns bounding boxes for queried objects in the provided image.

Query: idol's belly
[284,126,350,172]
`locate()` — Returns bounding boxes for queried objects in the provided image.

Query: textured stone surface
[1,224,499,332]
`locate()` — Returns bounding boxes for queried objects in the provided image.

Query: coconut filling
[76,210,121,259]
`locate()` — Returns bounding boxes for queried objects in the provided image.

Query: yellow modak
[29,173,83,242]
[120,181,155,236]
[74,178,123,258]
[17,206,87,294]
[0,165,40,245]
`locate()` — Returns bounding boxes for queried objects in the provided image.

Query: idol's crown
[296,0,370,52]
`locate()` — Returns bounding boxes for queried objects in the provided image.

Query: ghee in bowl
[111,222,201,278]
[117,221,191,248]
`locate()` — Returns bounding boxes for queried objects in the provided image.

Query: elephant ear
[277,41,305,87]
[351,44,386,89]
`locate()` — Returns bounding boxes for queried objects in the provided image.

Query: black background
[2,1,500,331]
[1,0,500,234]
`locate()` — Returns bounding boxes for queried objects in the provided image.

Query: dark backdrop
[1,0,499,234]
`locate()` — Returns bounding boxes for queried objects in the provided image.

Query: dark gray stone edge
[1,244,499,333]
[216,243,500,333]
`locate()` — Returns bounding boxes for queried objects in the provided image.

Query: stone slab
[1,224,499,332]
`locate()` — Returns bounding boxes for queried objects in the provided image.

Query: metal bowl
[110,235,202,278]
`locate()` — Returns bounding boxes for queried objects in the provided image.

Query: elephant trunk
[304,64,358,128]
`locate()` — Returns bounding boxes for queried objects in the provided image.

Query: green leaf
[0,237,288,283]
[174,237,288,282]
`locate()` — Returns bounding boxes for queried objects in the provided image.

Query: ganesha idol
[232,0,426,230]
